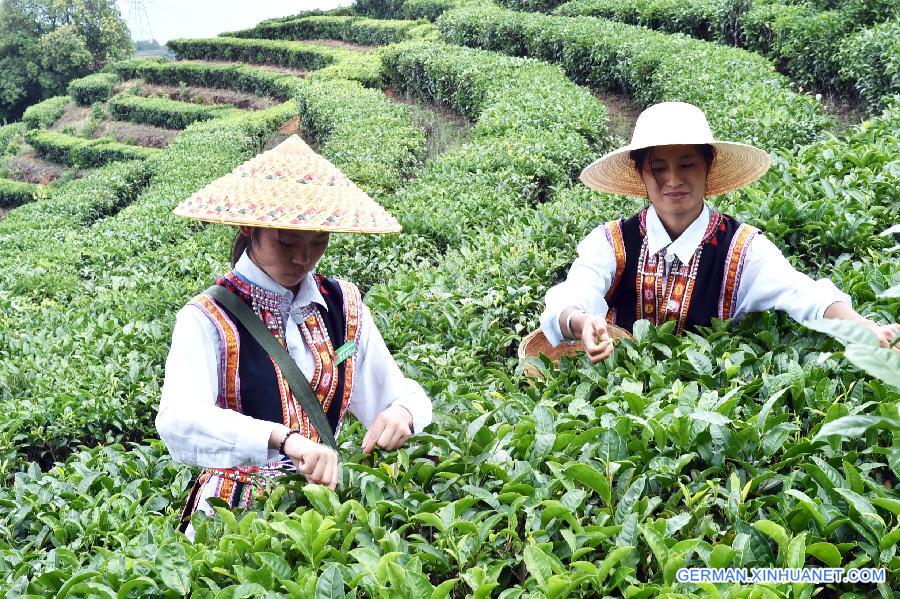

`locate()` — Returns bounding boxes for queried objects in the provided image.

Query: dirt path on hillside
[93,120,181,149]
[2,151,68,184]
[383,88,472,161]
[49,104,91,133]
[121,80,275,110]
[592,89,642,144]
[262,116,320,152]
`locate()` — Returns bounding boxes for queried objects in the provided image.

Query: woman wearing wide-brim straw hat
[540,102,900,363]
[156,135,432,539]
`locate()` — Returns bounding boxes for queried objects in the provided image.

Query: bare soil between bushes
[591,89,643,145]
[2,150,71,184]
[263,116,320,153]
[383,88,472,161]
[119,80,276,110]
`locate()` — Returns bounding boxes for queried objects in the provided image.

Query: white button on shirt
[540,204,852,346]
[156,252,433,468]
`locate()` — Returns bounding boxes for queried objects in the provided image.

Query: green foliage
[0,177,39,208]
[168,36,341,72]
[67,72,120,105]
[719,102,900,270]
[0,441,193,594]
[297,79,426,195]
[107,94,241,130]
[305,52,384,87]
[228,15,438,44]
[555,0,896,111]
[495,0,569,12]
[354,0,416,18]
[805,319,900,389]
[252,6,357,25]
[800,0,898,23]
[0,0,132,122]
[554,0,746,43]
[24,129,161,167]
[1,6,899,594]
[0,123,25,156]
[166,37,384,87]
[739,2,851,91]
[37,24,94,94]
[354,0,476,20]
[0,160,151,231]
[835,22,900,113]
[112,57,302,101]
[404,0,475,21]
[0,105,295,477]
[438,4,832,149]
[378,41,610,248]
[21,95,69,130]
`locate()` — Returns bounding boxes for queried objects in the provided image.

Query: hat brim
[174,176,402,234]
[580,140,771,197]
[173,135,402,234]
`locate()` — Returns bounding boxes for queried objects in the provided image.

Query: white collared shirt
[540,204,852,346]
[156,252,433,468]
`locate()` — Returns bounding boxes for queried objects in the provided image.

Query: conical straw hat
[580,102,771,197]
[174,135,401,233]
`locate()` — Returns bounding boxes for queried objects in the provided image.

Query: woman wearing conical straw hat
[156,135,432,538]
[540,102,900,363]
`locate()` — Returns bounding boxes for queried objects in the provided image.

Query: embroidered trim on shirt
[190,294,241,413]
[604,219,627,304]
[180,457,295,529]
[718,223,759,320]
[635,208,723,334]
[182,273,366,531]
[297,307,338,443]
[337,279,362,433]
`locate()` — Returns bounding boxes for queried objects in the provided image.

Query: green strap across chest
[204,285,338,451]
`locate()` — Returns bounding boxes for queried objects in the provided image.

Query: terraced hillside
[1,2,898,597]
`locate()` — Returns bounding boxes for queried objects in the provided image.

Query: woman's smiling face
[639,144,708,224]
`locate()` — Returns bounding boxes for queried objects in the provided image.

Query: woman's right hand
[283,433,339,490]
[579,313,614,364]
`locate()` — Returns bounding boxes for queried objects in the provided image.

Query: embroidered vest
[603,208,758,334]
[179,271,362,530]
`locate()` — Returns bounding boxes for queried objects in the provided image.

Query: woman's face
[240,227,330,291]
[640,144,708,223]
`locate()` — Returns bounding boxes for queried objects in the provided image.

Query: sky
[116,1,354,43]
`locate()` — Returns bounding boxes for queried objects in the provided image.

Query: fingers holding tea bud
[581,315,614,363]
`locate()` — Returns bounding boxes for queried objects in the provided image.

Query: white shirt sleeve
[156,305,275,469]
[733,234,852,323]
[348,303,433,434]
[539,225,618,346]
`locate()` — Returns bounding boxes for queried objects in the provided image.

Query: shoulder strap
[204,285,338,451]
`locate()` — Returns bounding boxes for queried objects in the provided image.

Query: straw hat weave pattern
[174,135,401,234]
[580,102,771,197]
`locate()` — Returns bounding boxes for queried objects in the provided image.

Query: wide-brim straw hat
[580,102,771,197]
[173,135,401,233]
[518,325,631,381]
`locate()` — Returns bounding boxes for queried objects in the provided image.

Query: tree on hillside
[0,0,134,123]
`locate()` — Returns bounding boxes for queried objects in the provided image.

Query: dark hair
[630,144,716,176]
[231,229,261,266]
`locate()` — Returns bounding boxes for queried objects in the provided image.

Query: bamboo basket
[518,324,631,381]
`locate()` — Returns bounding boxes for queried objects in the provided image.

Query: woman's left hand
[865,321,900,350]
[362,404,414,453]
